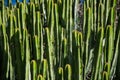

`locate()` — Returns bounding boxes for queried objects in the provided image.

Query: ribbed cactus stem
[31,60,37,80]
[45,28,55,80]
[94,27,104,80]
[25,29,31,80]
[77,32,83,80]
[103,71,108,80]
[84,8,91,78]
[106,25,114,78]
[41,59,47,79]
[58,67,64,80]
[74,0,79,30]
[37,75,43,80]
[65,64,72,80]
[110,32,120,79]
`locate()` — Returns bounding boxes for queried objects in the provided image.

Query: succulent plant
[0,0,120,80]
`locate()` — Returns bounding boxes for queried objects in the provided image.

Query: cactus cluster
[0,0,120,80]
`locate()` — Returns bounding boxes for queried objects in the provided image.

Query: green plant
[0,0,120,80]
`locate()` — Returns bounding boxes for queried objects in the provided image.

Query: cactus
[37,74,43,80]
[31,60,37,80]
[65,64,72,80]
[58,67,64,80]
[0,0,120,80]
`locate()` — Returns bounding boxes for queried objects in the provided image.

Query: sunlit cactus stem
[58,67,64,80]
[31,60,37,80]
[65,64,72,80]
